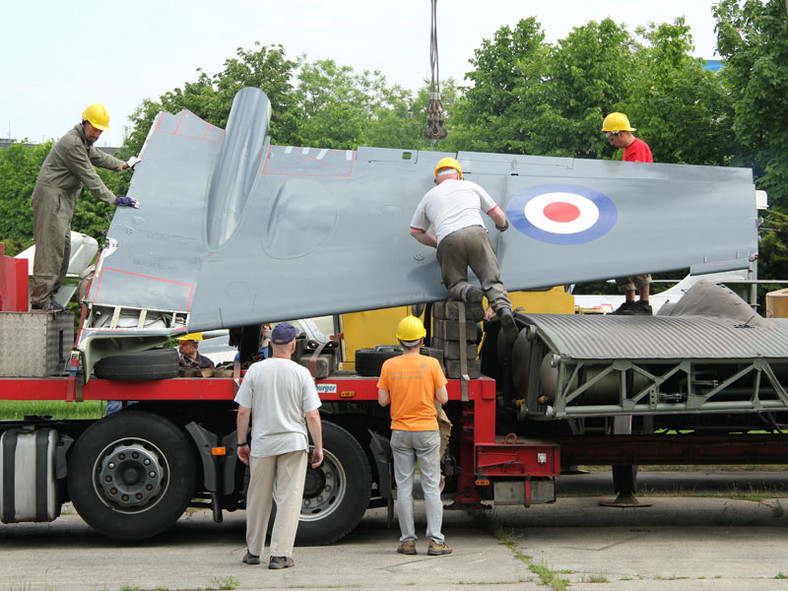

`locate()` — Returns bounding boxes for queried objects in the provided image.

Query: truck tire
[355,346,402,376]
[296,421,371,545]
[94,349,179,381]
[66,411,196,541]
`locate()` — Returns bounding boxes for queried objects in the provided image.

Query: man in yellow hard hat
[30,103,142,311]
[178,333,215,369]
[602,112,653,163]
[410,157,516,334]
[601,113,654,314]
[377,316,451,556]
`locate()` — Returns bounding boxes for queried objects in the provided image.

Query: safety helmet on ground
[601,112,635,133]
[396,315,426,342]
[179,332,203,341]
[82,103,111,131]
[434,157,463,179]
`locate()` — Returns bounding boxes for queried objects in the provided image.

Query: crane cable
[425,0,448,140]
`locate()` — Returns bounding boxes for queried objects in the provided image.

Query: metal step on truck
[2,86,785,543]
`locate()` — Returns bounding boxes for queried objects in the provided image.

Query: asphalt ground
[1,470,788,591]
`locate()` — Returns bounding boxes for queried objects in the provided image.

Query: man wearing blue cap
[235,322,323,569]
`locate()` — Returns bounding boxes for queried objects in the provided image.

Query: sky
[1,0,722,148]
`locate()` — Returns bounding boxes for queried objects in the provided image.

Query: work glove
[495,220,509,232]
[115,196,140,208]
[125,156,142,169]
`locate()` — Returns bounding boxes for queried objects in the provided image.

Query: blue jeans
[391,429,444,544]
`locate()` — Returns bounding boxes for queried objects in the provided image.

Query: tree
[0,142,48,254]
[124,43,298,156]
[521,18,634,159]
[449,18,549,153]
[714,0,788,209]
[626,18,735,165]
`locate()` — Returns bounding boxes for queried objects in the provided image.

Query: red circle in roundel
[543,202,581,223]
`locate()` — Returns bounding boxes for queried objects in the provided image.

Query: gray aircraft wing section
[80,87,758,361]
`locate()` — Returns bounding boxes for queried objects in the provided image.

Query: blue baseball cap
[271,322,299,344]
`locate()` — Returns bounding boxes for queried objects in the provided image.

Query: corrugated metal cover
[522,314,788,360]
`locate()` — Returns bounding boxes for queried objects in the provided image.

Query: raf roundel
[507,184,618,245]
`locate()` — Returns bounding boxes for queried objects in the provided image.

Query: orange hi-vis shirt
[377,354,448,431]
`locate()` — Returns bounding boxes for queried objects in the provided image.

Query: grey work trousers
[31,184,78,308]
[391,429,444,544]
[436,225,511,313]
[246,450,308,558]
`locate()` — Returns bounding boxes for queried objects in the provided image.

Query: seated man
[178,333,215,369]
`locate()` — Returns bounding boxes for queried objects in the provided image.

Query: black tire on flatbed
[94,349,179,381]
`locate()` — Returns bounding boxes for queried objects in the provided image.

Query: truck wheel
[66,411,196,541]
[94,349,179,381]
[296,422,371,545]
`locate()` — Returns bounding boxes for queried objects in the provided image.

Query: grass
[469,509,572,591]
[0,400,104,420]
[209,576,240,590]
[582,574,609,583]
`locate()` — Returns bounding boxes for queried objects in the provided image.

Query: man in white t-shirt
[410,157,516,333]
[235,322,323,569]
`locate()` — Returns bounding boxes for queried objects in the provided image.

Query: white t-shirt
[234,357,321,457]
[410,179,499,244]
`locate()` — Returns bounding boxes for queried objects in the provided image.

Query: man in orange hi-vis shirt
[377,316,451,557]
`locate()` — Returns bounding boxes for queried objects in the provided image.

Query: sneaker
[610,301,636,315]
[632,301,653,315]
[397,540,417,555]
[242,551,260,565]
[268,556,294,569]
[463,286,484,303]
[428,540,452,556]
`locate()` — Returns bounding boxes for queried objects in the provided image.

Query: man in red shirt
[602,112,654,315]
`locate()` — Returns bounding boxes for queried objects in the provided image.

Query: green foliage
[715,0,788,210]
[449,18,549,153]
[0,141,50,254]
[627,18,735,165]
[209,575,240,590]
[124,43,299,156]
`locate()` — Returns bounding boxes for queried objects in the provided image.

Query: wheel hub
[96,442,166,509]
[301,449,345,519]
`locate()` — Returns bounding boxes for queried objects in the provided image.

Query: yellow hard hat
[434,157,463,179]
[178,332,203,341]
[396,316,426,342]
[602,112,635,133]
[82,103,111,131]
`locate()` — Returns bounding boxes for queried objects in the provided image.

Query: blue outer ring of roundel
[506,183,618,245]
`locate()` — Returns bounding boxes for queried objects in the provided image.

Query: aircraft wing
[80,87,758,359]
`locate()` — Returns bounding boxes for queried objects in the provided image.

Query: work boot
[498,307,518,343]
[397,540,417,555]
[428,540,452,555]
[463,286,484,303]
[268,556,294,569]
[242,551,260,565]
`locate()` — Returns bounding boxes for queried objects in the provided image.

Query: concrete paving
[1,471,787,591]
